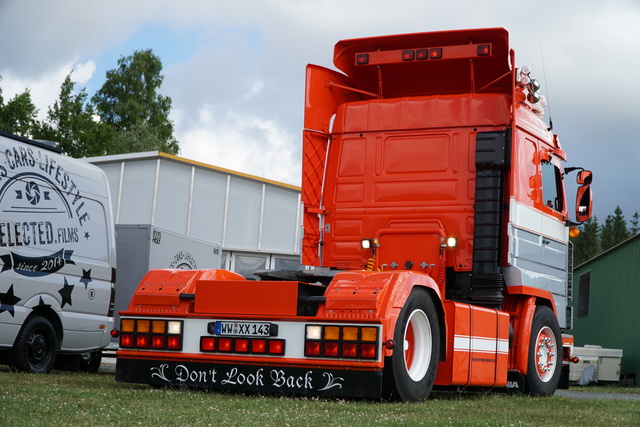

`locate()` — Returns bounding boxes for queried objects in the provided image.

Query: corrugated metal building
[86,152,302,279]
[570,234,640,382]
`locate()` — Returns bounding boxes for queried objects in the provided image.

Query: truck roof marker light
[356,53,369,65]
[477,44,491,56]
[416,49,429,60]
[402,50,414,61]
[430,48,442,59]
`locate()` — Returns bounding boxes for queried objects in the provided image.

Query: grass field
[1,366,639,426]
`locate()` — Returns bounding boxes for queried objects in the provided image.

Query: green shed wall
[570,234,640,379]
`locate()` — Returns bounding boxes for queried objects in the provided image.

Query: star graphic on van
[0,284,21,317]
[80,269,92,289]
[84,231,90,240]
[58,278,74,308]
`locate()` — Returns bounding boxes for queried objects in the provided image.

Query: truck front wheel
[525,305,562,395]
[10,316,58,373]
[383,288,440,401]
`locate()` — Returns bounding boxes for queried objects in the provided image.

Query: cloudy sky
[1,0,639,222]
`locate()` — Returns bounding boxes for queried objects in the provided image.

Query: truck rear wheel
[525,306,561,395]
[383,288,440,401]
[10,316,58,373]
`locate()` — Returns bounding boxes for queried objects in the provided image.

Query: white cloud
[175,105,300,186]
[1,59,97,120]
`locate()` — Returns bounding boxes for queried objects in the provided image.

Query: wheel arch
[380,271,446,363]
[503,287,558,376]
[19,296,63,350]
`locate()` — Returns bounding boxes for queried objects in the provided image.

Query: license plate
[214,321,271,337]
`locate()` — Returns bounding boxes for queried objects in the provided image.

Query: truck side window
[541,160,563,212]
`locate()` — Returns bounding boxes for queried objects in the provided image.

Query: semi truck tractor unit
[114,28,593,401]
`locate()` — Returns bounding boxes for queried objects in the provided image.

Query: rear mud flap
[116,358,383,399]
[506,371,526,393]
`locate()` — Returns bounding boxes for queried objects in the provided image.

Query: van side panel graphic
[0,131,115,371]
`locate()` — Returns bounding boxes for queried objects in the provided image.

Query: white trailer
[113,224,221,329]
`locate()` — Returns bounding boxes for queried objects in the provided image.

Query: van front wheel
[10,316,58,373]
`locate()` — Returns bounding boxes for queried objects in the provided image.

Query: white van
[0,131,116,372]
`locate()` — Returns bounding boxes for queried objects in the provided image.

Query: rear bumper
[116,357,383,398]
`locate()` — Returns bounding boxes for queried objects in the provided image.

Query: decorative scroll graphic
[146,363,347,393]
[0,248,74,277]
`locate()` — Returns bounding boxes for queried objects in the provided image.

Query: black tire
[79,351,102,373]
[525,306,562,396]
[10,316,58,373]
[55,351,102,372]
[383,288,440,401]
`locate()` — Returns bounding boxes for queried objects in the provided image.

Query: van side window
[541,160,563,212]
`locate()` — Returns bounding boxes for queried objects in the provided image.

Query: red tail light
[361,343,377,359]
[136,335,150,348]
[201,337,216,352]
[120,334,134,348]
[251,339,267,353]
[167,336,181,350]
[305,341,321,356]
[218,338,233,352]
[323,342,339,357]
[234,338,250,353]
[199,337,286,355]
[342,343,358,358]
[268,339,285,355]
[152,336,165,349]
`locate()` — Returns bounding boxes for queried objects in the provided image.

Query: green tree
[0,81,39,137]
[35,73,114,158]
[92,49,179,155]
[630,212,639,236]
[599,205,631,252]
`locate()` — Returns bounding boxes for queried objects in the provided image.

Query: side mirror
[575,185,593,223]
[577,170,592,185]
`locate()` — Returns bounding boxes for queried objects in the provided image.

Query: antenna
[540,44,553,131]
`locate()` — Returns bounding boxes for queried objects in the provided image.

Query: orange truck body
[114,28,592,400]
